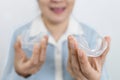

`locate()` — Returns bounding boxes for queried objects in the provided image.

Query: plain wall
[0,0,120,79]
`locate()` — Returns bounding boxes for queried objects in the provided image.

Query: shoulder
[79,22,98,35]
[78,22,101,48]
[10,21,32,45]
[13,22,32,37]
[71,16,99,36]
[78,22,100,38]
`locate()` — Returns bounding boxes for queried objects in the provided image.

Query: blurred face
[38,0,75,24]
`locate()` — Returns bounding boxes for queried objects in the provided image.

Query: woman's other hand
[14,36,48,78]
[67,35,111,80]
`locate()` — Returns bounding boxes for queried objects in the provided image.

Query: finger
[22,47,41,72]
[77,49,94,78]
[73,38,89,79]
[25,36,48,69]
[30,43,41,65]
[70,37,80,73]
[67,35,76,77]
[99,36,111,60]
[77,49,90,69]
[71,42,79,76]
[67,61,74,76]
[14,36,26,61]
[68,35,74,65]
[14,36,22,53]
[68,36,87,79]
[89,57,101,72]
[39,35,48,62]
[68,35,74,68]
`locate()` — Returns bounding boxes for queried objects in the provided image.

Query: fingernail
[42,37,46,43]
[35,43,40,48]
[17,36,21,43]
[44,35,48,40]
[33,44,39,52]
[17,36,21,40]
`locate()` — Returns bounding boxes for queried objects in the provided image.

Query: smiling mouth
[50,7,66,15]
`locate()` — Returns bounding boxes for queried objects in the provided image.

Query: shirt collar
[65,16,84,36]
[29,16,48,37]
[29,15,84,45]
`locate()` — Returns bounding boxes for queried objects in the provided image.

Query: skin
[38,0,75,41]
[67,36,111,80]
[14,0,74,77]
[14,36,48,77]
[14,0,111,79]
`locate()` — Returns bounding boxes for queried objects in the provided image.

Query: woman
[2,0,110,80]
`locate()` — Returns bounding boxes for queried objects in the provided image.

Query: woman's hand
[14,36,48,78]
[67,35,111,80]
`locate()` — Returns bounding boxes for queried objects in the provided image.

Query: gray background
[0,0,120,80]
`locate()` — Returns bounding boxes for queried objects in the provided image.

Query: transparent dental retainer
[76,35,108,57]
[21,29,46,51]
